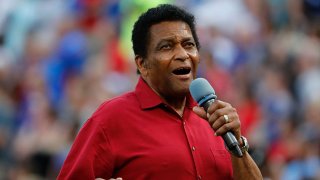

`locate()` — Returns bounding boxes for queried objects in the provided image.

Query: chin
[175,86,190,96]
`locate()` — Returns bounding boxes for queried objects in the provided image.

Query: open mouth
[172,67,191,75]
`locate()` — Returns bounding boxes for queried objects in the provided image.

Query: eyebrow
[155,36,195,48]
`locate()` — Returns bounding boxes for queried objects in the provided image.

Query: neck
[159,92,187,117]
[167,95,186,115]
[150,85,187,116]
[142,77,187,117]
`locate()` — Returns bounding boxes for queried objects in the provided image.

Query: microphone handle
[202,99,243,157]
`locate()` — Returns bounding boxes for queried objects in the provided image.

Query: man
[58,4,262,179]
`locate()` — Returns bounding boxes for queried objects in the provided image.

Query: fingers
[207,100,233,124]
[192,100,241,139]
[213,115,241,137]
[206,100,241,138]
[210,113,237,131]
[207,100,230,115]
[192,106,207,119]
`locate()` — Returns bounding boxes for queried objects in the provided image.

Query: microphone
[189,78,243,157]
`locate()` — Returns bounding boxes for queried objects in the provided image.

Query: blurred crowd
[0,0,319,179]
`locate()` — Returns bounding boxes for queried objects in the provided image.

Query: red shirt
[58,77,233,179]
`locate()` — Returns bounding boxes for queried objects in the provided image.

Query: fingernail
[214,132,217,136]
[207,113,210,119]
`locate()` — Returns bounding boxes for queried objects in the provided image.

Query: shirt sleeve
[57,117,114,179]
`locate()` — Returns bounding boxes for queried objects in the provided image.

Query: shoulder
[86,91,139,127]
[94,92,138,115]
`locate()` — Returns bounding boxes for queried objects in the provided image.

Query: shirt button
[183,122,186,125]
[197,175,202,179]
[192,146,196,151]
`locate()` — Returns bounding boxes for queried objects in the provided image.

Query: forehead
[149,21,193,43]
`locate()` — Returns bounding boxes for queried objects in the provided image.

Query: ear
[135,55,148,77]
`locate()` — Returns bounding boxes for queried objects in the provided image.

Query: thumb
[192,106,207,119]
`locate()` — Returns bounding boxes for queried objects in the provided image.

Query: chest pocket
[210,148,233,179]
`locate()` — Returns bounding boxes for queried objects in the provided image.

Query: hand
[193,100,241,142]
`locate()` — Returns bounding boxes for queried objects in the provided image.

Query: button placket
[181,112,201,179]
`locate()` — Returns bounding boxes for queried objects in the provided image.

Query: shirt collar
[135,77,162,109]
[135,77,198,110]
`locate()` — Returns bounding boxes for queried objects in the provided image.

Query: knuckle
[225,102,232,107]
[236,120,241,128]
[215,109,223,117]
[233,113,239,120]
[234,114,239,120]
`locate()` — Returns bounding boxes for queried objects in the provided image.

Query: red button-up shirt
[58,77,233,179]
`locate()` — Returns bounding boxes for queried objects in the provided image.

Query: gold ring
[223,115,229,123]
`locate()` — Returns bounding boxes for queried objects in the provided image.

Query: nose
[174,45,189,61]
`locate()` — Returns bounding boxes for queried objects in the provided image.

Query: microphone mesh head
[189,78,215,103]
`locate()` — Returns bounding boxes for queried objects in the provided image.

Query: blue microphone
[189,78,243,157]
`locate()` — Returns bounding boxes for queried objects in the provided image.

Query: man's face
[138,21,200,98]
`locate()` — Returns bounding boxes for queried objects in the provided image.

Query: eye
[184,42,195,48]
[160,44,172,50]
